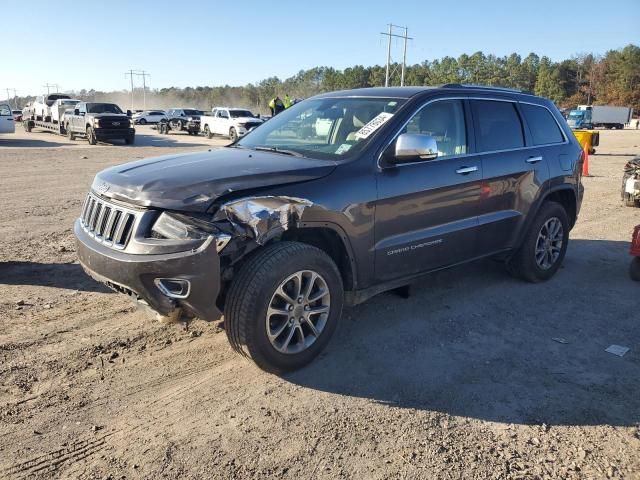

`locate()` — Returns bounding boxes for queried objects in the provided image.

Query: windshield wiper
[252,146,303,157]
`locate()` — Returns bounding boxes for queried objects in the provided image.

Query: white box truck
[568,105,634,129]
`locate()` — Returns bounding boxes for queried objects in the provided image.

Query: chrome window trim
[377,96,568,169]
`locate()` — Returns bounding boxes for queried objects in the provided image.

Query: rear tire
[86,127,97,145]
[225,241,344,373]
[630,258,640,282]
[507,201,569,283]
[139,118,147,125]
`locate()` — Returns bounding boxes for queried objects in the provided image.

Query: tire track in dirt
[0,432,114,479]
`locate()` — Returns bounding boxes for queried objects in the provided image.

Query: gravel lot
[1,125,639,479]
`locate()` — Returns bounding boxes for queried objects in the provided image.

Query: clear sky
[3,0,638,97]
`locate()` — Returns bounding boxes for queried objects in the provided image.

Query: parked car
[132,110,166,125]
[31,93,72,121]
[74,85,583,373]
[163,108,201,134]
[0,103,16,134]
[200,107,263,141]
[12,110,22,122]
[66,102,134,145]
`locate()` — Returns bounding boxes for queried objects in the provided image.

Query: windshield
[87,103,124,114]
[230,110,254,118]
[183,109,199,116]
[60,100,79,105]
[569,111,584,117]
[236,97,405,159]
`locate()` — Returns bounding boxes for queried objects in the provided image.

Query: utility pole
[125,70,136,111]
[384,24,392,87]
[401,26,408,87]
[380,24,413,87]
[138,71,150,110]
[6,88,17,108]
[125,70,150,110]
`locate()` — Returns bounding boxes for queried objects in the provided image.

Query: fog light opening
[154,278,191,299]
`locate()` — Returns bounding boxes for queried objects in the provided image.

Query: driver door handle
[455,166,478,175]
[526,156,543,164]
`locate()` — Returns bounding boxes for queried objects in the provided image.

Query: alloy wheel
[535,217,564,270]
[266,270,330,354]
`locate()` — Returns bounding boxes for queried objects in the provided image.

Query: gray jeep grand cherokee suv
[75,85,583,372]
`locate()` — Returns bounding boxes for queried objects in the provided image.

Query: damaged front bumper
[74,219,223,320]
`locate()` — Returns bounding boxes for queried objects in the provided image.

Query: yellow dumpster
[572,130,599,154]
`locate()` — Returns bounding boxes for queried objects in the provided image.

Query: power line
[380,24,413,87]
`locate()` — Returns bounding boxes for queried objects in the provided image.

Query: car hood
[92,147,337,212]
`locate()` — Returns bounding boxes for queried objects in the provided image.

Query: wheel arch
[281,223,357,292]
[544,187,578,229]
[514,186,578,249]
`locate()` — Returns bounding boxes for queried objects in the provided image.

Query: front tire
[229,127,238,142]
[204,125,213,139]
[124,135,134,145]
[86,127,97,145]
[624,193,639,207]
[225,242,344,373]
[507,201,569,282]
[66,124,75,140]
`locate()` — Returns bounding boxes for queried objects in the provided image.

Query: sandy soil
[1,125,639,480]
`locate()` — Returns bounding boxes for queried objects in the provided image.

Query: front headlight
[151,212,232,253]
[93,118,101,127]
[151,212,215,240]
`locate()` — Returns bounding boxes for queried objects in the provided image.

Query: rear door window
[0,104,11,116]
[470,100,524,152]
[520,103,564,145]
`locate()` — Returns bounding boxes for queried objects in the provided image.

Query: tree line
[10,44,639,115]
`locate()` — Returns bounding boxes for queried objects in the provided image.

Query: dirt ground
[1,125,639,480]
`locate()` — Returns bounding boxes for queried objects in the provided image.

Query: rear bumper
[95,128,135,140]
[74,219,222,320]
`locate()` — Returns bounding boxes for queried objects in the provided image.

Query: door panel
[470,100,550,254]
[0,104,15,133]
[375,158,482,280]
[374,99,482,281]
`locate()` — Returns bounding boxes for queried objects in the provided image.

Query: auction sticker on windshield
[354,112,394,140]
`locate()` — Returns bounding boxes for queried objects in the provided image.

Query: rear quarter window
[471,100,525,152]
[521,103,565,145]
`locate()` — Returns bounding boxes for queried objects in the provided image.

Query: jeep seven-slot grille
[80,193,137,249]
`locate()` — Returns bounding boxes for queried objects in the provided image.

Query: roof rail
[440,84,526,93]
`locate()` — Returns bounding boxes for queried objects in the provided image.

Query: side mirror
[74,109,80,115]
[388,133,438,165]
[126,110,132,117]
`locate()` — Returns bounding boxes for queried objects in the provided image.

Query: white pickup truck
[200,107,264,141]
